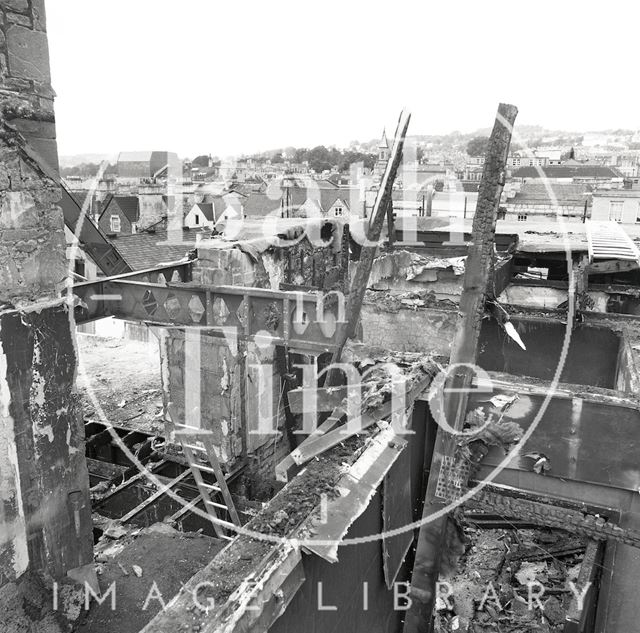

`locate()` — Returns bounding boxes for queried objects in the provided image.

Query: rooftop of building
[512,164,623,179]
[110,218,205,269]
[507,182,593,205]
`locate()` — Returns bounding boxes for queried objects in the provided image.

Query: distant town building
[501,183,592,223]
[373,129,390,179]
[592,190,640,224]
[241,178,365,220]
[184,203,216,229]
[117,151,181,183]
[98,195,141,235]
[511,163,624,187]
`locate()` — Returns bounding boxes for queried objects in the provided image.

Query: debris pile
[77,334,164,434]
[352,350,438,413]
[435,527,588,633]
[365,288,457,312]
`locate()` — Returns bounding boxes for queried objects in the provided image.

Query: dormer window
[110,215,121,232]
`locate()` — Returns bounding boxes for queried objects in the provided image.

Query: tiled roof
[102,196,140,223]
[592,189,640,198]
[512,165,623,179]
[509,183,592,205]
[69,189,93,210]
[195,202,215,221]
[111,219,207,270]
[243,193,281,217]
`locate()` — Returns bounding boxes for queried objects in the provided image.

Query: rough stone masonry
[0,0,94,625]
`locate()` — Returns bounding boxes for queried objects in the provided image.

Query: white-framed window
[609,200,624,222]
[517,214,527,222]
[110,215,121,232]
[334,206,343,216]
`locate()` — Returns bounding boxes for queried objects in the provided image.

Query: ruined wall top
[0,0,67,303]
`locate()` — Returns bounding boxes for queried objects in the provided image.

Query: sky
[46,0,640,159]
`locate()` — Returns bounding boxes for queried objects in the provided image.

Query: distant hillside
[58,153,116,168]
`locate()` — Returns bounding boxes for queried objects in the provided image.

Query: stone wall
[162,243,287,474]
[0,0,94,605]
[138,184,168,230]
[361,303,458,355]
[162,328,244,464]
[0,0,67,304]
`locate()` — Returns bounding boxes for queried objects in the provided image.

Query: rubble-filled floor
[76,333,164,434]
[435,525,590,633]
[75,523,225,633]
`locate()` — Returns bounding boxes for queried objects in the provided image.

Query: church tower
[374,128,390,180]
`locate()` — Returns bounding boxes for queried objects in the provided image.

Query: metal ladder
[173,422,241,541]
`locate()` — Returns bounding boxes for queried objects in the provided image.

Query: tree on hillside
[61,162,117,178]
[337,150,376,172]
[192,155,210,167]
[466,136,490,157]
[306,146,334,173]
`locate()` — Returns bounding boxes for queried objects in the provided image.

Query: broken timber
[402,103,518,633]
[275,367,435,482]
[325,110,411,383]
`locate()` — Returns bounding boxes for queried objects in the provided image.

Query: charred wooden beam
[403,103,518,633]
[325,110,411,383]
[564,539,603,633]
[286,371,433,469]
[587,259,640,275]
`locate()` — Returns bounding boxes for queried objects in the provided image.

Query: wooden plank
[564,539,603,632]
[210,545,303,633]
[492,256,514,297]
[169,494,203,522]
[587,259,639,275]
[274,410,345,483]
[382,439,414,588]
[289,372,432,466]
[303,426,408,563]
[244,560,305,633]
[118,469,192,523]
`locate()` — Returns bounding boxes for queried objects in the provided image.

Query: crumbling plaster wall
[0,0,94,608]
[365,249,464,299]
[499,285,608,312]
[361,303,458,355]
